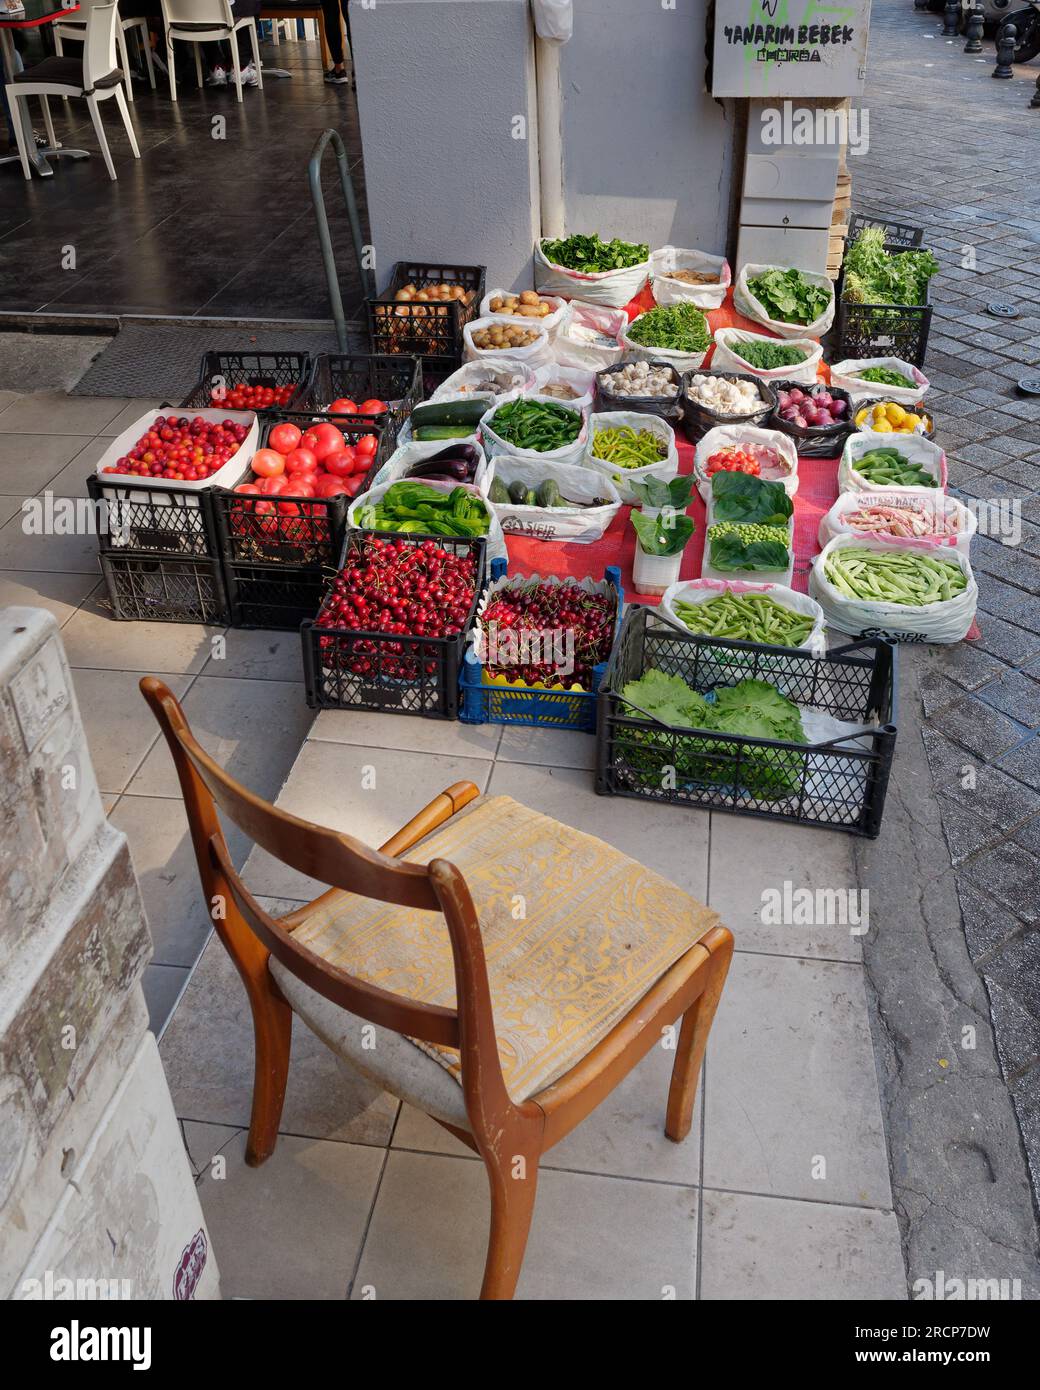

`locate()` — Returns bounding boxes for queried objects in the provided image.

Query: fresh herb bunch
[746,268,832,326]
[858,366,916,390]
[541,232,649,272]
[842,227,939,307]
[627,303,711,353]
[731,337,808,370]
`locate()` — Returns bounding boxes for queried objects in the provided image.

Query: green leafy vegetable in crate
[746,268,832,326]
[708,522,790,573]
[363,482,490,537]
[730,338,809,371]
[710,470,793,526]
[541,232,649,272]
[672,593,815,647]
[822,547,966,605]
[619,670,806,799]
[854,446,938,487]
[488,397,582,452]
[626,303,711,354]
[842,226,939,307]
[856,366,917,390]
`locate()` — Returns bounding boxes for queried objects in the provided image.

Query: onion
[813,391,833,409]
[829,399,847,417]
[788,388,805,404]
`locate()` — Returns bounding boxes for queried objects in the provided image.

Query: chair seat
[269,795,719,1110]
[13,57,123,91]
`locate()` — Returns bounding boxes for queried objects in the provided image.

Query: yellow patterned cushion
[289,796,719,1103]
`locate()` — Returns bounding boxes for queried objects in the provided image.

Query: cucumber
[538,480,562,508]
[410,398,488,430]
[489,478,510,505]
[413,425,476,441]
[508,480,529,506]
[525,488,539,506]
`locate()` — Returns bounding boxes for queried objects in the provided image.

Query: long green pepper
[488,397,582,452]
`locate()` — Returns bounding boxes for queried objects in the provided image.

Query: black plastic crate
[301,529,488,718]
[87,474,218,558]
[302,353,423,448]
[419,355,467,396]
[596,607,897,837]
[224,561,332,631]
[366,262,485,361]
[99,551,228,625]
[835,250,934,368]
[847,213,923,249]
[181,352,313,411]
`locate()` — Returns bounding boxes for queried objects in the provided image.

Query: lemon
[885,403,906,426]
[856,407,870,426]
[871,419,893,433]
[903,413,922,431]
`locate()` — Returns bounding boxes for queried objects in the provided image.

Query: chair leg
[479,1145,540,1300]
[243,968,294,1167]
[139,24,156,91]
[39,95,56,150]
[167,39,177,101]
[8,92,32,180]
[116,24,134,102]
[193,42,203,88]
[665,947,732,1143]
[249,22,262,88]
[54,31,64,56]
[230,43,242,102]
[86,94,117,180]
[114,87,140,160]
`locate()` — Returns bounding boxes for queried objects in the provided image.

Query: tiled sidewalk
[0,386,906,1299]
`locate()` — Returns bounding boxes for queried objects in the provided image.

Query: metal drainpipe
[534,33,565,240]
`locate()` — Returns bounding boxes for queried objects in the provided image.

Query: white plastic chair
[53,0,156,103]
[160,0,263,104]
[5,2,140,181]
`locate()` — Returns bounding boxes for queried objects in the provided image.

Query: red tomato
[355,434,378,460]
[342,476,365,498]
[251,448,285,479]
[276,500,302,517]
[309,422,346,462]
[285,447,318,474]
[290,478,317,498]
[328,397,358,415]
[315,476,348,498]
[323,448,357,478]
[268,422,302,456]
[301,429,320,452]
[359,398,387,415]
[234,482,261,495]
[260,474,290,496]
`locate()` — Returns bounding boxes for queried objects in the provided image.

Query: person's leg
[321,0,347,77]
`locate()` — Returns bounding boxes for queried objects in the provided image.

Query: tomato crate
[301,530,488,718]
[302,353,424,448]
[366,262,486,361]
[181,351,314,412]
[87,473,219,558]
[98,551,229,625]
[595,607,897,838]
[458,566,623,734]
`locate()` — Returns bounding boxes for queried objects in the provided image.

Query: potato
[489,296,505,312]
[519,290,540,306]
[517,304,541,318]
[536,302,551,316]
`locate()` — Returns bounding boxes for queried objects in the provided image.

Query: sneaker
[324,67,350,84]
[239,62,259,87]
[206,66,227,87]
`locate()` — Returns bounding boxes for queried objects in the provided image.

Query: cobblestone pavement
[855,7,1040,1216]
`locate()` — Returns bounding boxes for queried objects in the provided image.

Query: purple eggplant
[407,456,474,482]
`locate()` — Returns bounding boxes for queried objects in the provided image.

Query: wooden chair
[141,677,734,1300]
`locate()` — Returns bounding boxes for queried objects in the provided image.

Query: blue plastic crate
[458,563,623,732]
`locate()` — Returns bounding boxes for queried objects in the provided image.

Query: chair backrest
[83,2,119,88]
[160,0,235,29]
[138,677,488,1052]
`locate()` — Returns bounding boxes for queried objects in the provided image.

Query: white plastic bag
[531,0,572,42]
[733,263,835,339]
[430,361,531,402]
[371,438,490,491]
[585,409,679,503]
[693,424,799,502]
[551,299,628,371]
[809,534,978,643]
[658,578,827,655]
[479,289,571,340]
[483,455,621,544]
[819,489,976,557]
[650,246,730,310]
[524,362,596,412]
[348,477,506,564]
[480,391,589,467]
[712,327,823,385]
[534,239,650,308]
[463,316,553,368]
[618,309,712,373]
[830,357,930,404]
[838,430,947,494]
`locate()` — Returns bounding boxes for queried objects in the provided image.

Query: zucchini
[524,488,539,506]
[537,480,562,508]
[508,480,529,506]
[489,478,510,505]
[413,425,476,441]
[410,398,488,430]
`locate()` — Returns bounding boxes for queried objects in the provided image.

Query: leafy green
[630,509,695,557]
[621,669,709,728]
[541,233,649,272]
[708,531,790,573]
[628,474,696,511]
[710,471,793,526]
[747,268,832,326]
[857,366,916,390]
[842,226,939,307]
[627,303,711,353]
[731,338,808,370]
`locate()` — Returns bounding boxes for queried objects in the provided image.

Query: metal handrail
[308,128,375,352]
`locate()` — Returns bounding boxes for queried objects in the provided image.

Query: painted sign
[712,1,872,98]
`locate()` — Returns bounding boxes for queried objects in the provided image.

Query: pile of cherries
[210,381,298,411]
[317,537,479,681]
[480,580,617,691]
[102,416,249,481]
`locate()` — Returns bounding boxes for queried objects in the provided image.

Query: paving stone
[969,614,1040,668]
[931,696,1024,761]
[998,735,1040,791]
[954,442,1024,471]
[963,842,1040,925]
[921,672,967,719]
[935,642,1006,693]
[975,573,1040,629]
[983,939,1040,1053]
[978,670,1040,729]
[921,727,1040,830]
[936,796,1007,867]
[957,881,1025,963]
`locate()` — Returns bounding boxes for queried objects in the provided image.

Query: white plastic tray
[700,494,795,588]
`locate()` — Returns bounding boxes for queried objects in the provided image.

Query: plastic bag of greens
[480,391,589,467]
[712,327,822,385]
[829,356,930,404]
[584,410,679,503]
[658,578,826,655]
[734,263,835,339]
[534,238,650,308]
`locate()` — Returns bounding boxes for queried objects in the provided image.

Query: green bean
[674,593,814,646]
